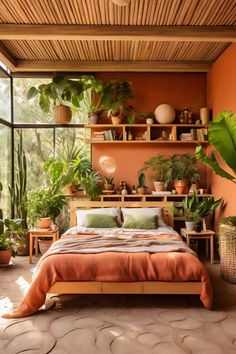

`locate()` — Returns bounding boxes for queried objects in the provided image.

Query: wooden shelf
[85,123,208,144]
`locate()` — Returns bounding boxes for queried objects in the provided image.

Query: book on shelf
[92,131,105,140]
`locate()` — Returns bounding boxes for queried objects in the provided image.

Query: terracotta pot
[154,181,165,192]
[137,187,146,195]
[88,112,100,124]
[66,184,77,195]
[174,180,188,194]
[104,183,114,191]
[36,217,52,229]
[111,115,123,125]
[53,105,72,124]
[18,233,29,256]
[38,239,53,254]
[0,249,12,265]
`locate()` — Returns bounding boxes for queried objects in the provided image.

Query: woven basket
[219,223,236,283]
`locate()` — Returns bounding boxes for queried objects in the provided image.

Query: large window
[0,124,11,217]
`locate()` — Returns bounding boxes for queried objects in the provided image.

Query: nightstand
[29,227,59,264]
[180,228,215,264]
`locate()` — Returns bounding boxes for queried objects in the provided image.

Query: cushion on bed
[86,214,118,228]
[76,207,121,227]
[122,214,157,229]
[121,207,167,228]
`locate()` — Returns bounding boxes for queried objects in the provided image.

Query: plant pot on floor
[36,217,52,229]
[53,105,72,124]
[219,223,236,284]
[185,221,195,231]
[0,249,12,265]
[174,180,188,194]
[38,239,53,254]
[154,181,165,192]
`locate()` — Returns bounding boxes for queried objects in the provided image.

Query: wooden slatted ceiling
[0,0,235,26]
[2,40,228,62]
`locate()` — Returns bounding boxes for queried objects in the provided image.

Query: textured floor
[0,257,236,354]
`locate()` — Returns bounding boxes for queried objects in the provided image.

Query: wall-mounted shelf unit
[84,124,208,144]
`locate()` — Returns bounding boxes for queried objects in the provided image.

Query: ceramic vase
[154,104,175,124]
[200,107,210,124]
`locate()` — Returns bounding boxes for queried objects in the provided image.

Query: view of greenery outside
[0,71,90,220]
[0,124,11,218]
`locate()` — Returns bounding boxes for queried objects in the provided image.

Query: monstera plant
[195,111,236,183]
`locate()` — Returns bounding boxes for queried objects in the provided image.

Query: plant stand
[180,228,215,264]
[29,227,59,264]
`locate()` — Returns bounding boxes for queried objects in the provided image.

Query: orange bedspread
[2,232,213,318]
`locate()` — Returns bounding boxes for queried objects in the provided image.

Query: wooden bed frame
[48,200,202,296]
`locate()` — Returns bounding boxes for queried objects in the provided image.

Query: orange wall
[207,43,236,218]
[92,72,207,191]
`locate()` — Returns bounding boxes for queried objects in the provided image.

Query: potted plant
[101,79,133,124]
[137,173,147,194]
[27,73,83,124]
[27,189,67,229]
[78,75,105,124]
[189,171,201,194]
[166,154,200,194]
[103,176,114,191]
[0,219,26,265]
[140,154,169,192]
[44,146,102,198]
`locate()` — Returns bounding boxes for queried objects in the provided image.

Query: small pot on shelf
[154,181,165,192]
[36,217,52,229]
[104,183,114,191]
[189,183,200,194]
[194,221,202,233]
[88,112,100,124]
[137,187,146,195]
[174,179,188,194]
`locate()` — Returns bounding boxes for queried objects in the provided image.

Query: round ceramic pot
[88,112,100,124]
[174,180,188,194]
[154,181,164,192]
[137,187,146,195]
[36,217,52,229]
[185,221,195,232]
[38,239,53,254]
[0,249,12,265]
[104,183,114,190]
[53,105,72,124]
[154,104,175,124]
[111,115,122,125]
[146,118,153,124]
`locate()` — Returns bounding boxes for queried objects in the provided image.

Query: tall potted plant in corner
[27,73,83,124]
[195,110,236,283]
[140,154,169,192]
[101,79,133,124]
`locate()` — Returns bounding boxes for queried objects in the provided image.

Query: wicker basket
[219,223,236,283]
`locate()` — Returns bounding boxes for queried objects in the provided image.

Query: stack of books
[180,128,208,141]
[180,132,193,141]
[92,131,105,141]
[196,128,208,141]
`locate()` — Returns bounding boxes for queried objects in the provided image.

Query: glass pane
[55,128,90,158]
[0,124,11,218]
[14,78,51,124]
[14,128,54,192]
[13,78,88,124]
[0,70,11,122]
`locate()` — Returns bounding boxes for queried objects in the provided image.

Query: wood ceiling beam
[0,42,17,71]
[15,60,212,72]
[0,24,235,42]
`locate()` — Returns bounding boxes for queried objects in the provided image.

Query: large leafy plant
[195,111,236,183]
[166,154,200,185]
[27,73,83,112]
[76,75,105,114]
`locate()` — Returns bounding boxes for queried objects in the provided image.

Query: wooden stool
[29,227,59,264]
[180,228,215,264]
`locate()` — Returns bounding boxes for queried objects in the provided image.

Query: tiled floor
[0,256,236,354]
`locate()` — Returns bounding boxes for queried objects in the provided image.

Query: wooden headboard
[70,200,174,228]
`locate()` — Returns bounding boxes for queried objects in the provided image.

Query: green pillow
[86,214,118,228]
[123,214,156,229]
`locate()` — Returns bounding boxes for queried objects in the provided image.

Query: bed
[2,201,213,318]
